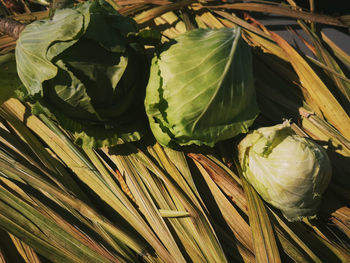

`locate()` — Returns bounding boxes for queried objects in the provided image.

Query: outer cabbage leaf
[238,121,332,221]
[0,53,22,105]
[145,27,259,147]
[15,0,148,148]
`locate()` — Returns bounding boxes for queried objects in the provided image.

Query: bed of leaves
[0,0,349,262]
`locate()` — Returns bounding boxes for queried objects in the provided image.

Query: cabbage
[145,27,259,147]
[15,0,148,148]
[238,121,332,221]
[0,53,22,105]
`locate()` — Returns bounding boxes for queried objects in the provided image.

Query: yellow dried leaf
[271,32,350,140]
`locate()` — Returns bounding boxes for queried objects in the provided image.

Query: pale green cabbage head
[238,121,332,221]
[145,27,259,147]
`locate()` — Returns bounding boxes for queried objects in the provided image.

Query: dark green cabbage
[0,53,22,105]
[145,28,259,147]
[16,0,148,148]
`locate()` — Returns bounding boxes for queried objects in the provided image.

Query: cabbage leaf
[0,53,22,105]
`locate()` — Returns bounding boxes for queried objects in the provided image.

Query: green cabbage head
[16,0,148,148]
[145,27,259,147]
[238,121,332,221]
